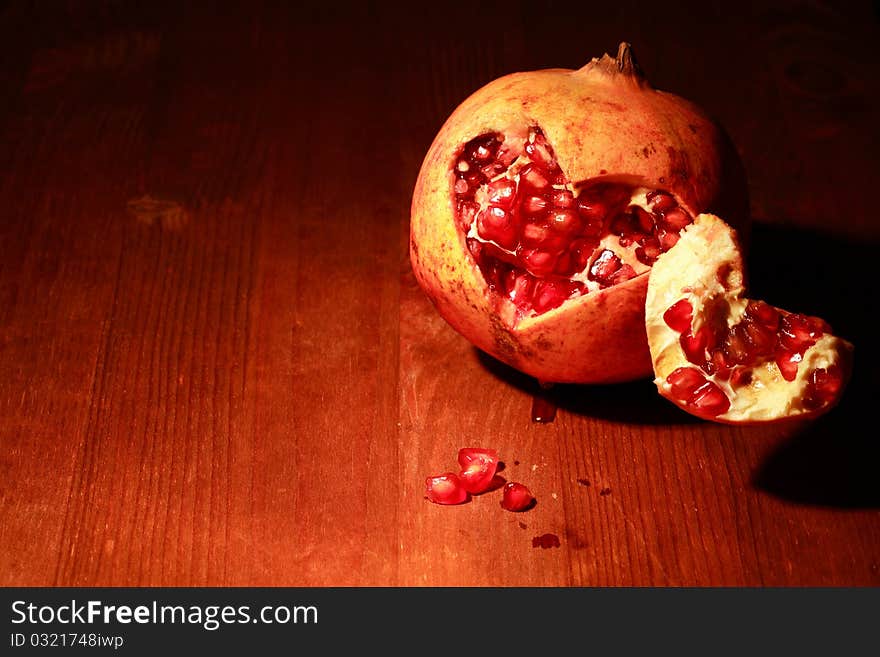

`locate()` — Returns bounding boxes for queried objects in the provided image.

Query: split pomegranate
[646,214,854,423]
[501,482,534,512]
[457,447,500,494]
[425,473,468,505]
[410,43,748,383]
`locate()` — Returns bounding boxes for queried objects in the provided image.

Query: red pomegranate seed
[680,326,711,364]
[775,350,802,381]
[666,366,707,399]
[634,206,655,233]
[647,191,676,213]
[722,324,754,365]
[508,272,534,307]
[570,238,597,271]
[689,381,730,416]
[575,189,608,223]
[657,228,680,251]
[521,248,557,277]
[425,473,468,505]
[549,208,583,235]
[588,249,622,285]
[551,189,575,208]
[522,194,549,217]
[457,447,500,494]
[501,482,534,512]
[661,207,691,231]
[610,263,636,285]
[663,298,694,333]
[635,237,661,265]
[779,313,821,351]
[521,220,551,246]
[525,132,558,173]
[745,300,780,330]
[743,319,776,354]
[729,367,752,386]
[487,178,518,209]
[532,279,580,313]
[477,205,517,249]
[519,164,551,194]
[803,366,843,409]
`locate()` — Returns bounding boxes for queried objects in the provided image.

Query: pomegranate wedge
[646,214,853,423]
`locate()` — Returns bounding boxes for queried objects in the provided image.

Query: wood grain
[1,1,878,586]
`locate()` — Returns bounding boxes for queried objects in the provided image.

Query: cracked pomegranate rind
[646,214,854,423]
[410,43,748,384]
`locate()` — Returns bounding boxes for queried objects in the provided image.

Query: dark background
[1,1,878,586]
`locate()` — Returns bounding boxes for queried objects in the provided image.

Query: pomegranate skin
[410,43,749,383]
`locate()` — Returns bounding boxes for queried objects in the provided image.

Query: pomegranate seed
[519,164,551,194]
[508,273,534,307]
[569,238,597,271]
[522,194,549,217]
[549,208,583,235]
[521,221,551,246]
[477,206,517,249]
[525,134,558,173]
[521,248,557,277]
[663,299,694,333]
[551,189,575,208]
[657,228,680,251]
[575,189,608,224]
[745,300,780,330]
[666,367,707,399]
[680,326,710,364]
[425,473,468,505]
[730,368,752,386]
[457,447,500,494]
[775,350,802,381]
[454,178,469,194]
[661,207,691,231]
[610,211,636,237]
[722,324,754,365]
[689,381,731,416]
[634,206,655,233]
[779,313,820,351]
[647,191,676,213]
[743,319,776,354]
[635,238,661,265]
[532,279,579,313]
[705,348,732,379]
[487,178,517,209]
[588,249,622,285]
[803,366,843,409]
[610,263,637,285]
[501,482,534,512]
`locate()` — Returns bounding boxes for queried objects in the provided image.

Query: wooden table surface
[1,1,878,587]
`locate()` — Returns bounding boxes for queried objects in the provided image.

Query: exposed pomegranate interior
[663,298,843,417]
[457,447,499,494]
[425,473,468,505]
[454,127,693,319]
[501,482,534,512]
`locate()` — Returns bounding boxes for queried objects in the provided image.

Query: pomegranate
[410,43,748,383]
[646,214,854,423]
[501,482,534,512]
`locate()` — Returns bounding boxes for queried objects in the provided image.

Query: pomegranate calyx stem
[580,41,648,86]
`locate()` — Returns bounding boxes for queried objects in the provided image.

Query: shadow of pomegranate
[747,221,879,509]
[475,349,701,426]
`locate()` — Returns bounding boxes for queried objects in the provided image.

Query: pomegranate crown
[579,42,648,86]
